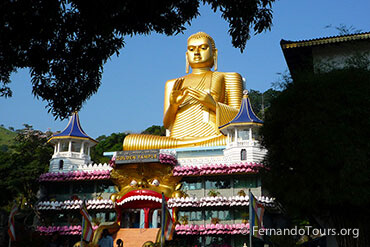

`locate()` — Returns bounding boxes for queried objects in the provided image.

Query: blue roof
[48,112,97,143]
[219,93,263,131]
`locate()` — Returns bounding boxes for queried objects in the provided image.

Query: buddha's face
[187,37,214,69]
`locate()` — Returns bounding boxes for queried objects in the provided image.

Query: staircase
[113,228,160,247]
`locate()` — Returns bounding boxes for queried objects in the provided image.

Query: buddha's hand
[170,78,187,107]
[187,87,216,111]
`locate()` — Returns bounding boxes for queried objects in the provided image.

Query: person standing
[98,229,113,247]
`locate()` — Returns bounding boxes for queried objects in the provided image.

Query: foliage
[91,125,167,163]
[260,68,370,246]
[207,189,220,197]
[0,126,16,152]
[179,215,189,225]
[211,217,220,224]
[0,125,53,208]
[237,189,246,197]
[248,89,281,119]
[324,24,362,35]
[1,0,276,119]
[90,132,128,164]
[141,125,166,136]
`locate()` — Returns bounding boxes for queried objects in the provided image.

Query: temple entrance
[121,209,141,228]
[120,209,163,229]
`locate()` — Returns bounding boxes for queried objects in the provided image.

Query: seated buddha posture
[123,32,243,150]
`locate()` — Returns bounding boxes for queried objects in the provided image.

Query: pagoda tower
[47,112,97,172]
[219,90,266,163]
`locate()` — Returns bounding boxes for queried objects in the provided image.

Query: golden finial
[243,89,249,98]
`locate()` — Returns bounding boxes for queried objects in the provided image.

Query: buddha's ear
[185,52,189,74]
[213,48,218,71]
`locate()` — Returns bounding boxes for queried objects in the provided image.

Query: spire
[219,90,263,134]
[48,112,97,143]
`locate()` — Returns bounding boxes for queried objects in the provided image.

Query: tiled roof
[281,32,370,49]
[48,112,97,143]
[219,92,263,132]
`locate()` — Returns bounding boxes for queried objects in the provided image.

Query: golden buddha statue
[123,32,243,150]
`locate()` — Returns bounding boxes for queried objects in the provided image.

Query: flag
[249,191,265,240]
[80,201,94,242]
[8,203,18,242]
[164,208,175,241]
[157,193,175,245]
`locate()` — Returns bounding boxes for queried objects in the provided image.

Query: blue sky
[1,0,369,138]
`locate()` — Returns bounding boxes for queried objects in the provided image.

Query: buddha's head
[186,32,218,72]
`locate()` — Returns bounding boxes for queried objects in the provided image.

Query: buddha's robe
[123,71,243,150]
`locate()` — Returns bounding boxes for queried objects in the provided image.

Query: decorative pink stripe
[175,223,250,235]
[39,170,111,182]
[173,162,263,176]
[37,199,114,210]
[36,225,98,235]
[168,196,275,208]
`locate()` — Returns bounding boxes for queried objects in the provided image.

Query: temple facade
[35,31,370,247]
[37,93,277,247]
[36,32,281,247]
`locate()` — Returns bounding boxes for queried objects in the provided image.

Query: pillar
[144,208,150,228]
[140,209,145,228]
[152,210,158,228]
[80,142,85,158]
[80,142,85,154]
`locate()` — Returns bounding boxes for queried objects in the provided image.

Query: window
[182,180,202,190]
[190,211,202,221]
[73,183,95,194]
[97,184,117,193]
[179,211,202,221]
[108,212,116,221]
[205,178,231,189]
[205,210,231,221]
[51,183,70,194]
[233,176,259,188]
[59,160,64,170]
[205,236,231,247]
[56,213,68,222]
[205,210,217,220]
[60,141,69,152]
[94,212,106,223]
[241,149,247,160]
[83,145,89,154]
[239,130,249,140]
[71,141,81,152]
[234,209,248,220]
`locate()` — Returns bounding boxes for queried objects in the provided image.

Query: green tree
[0,150,13,206]
[91,126,167,163]
[0,125,53,208]
[0,0,276,119]
[248,88,281,119]
[90,132,128,164]
[141,125,166,136]
[260,68,370,247]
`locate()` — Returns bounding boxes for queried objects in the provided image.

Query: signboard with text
[115,150,160,164]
